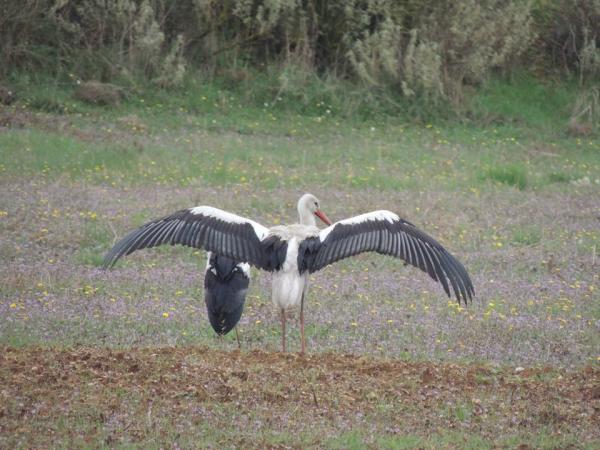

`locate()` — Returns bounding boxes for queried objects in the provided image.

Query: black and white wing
[103,206,275,270]
[298,211,474,304]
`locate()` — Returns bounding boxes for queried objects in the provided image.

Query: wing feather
[103,206,275,270]
[428,250,451,297]
[410,235,427,273]
[421,244,438,281]
[306,210,474,304]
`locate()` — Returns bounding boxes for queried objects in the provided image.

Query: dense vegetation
[1,0,598,124]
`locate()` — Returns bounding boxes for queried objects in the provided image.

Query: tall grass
[481,164,528,190]
[6,68,585,131]
[470,75,576,129]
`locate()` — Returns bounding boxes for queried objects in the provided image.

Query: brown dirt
[73,81,123,106]
[0,347,598,447]
[0,85,15,105]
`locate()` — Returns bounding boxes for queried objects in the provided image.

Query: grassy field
[0,78,599,447]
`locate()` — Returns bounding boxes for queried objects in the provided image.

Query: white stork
[103,193,474,353]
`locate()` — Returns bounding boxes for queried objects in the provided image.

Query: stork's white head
[297,193,332,227]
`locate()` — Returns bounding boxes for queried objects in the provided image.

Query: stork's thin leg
[300,292,306,355]
[235,327,241,349]
[281,308,286,352]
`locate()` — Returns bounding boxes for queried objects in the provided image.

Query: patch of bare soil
[0,347,598,447]
[0,107,134,142]
[0,108,71,134]
[0,85,15,105]
[73,81,123,106]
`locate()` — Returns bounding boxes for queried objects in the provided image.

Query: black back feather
[204,254,249,335]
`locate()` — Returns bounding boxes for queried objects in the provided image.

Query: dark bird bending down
[103,193,474,353]
[204,252,249,346]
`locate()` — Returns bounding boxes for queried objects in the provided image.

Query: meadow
[0,78,599,448]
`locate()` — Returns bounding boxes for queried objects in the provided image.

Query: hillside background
[1,0,598,127]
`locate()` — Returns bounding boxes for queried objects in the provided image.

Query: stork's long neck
[298,204,316,226]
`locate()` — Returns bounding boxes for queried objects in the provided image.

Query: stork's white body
[269,224,319,309]
[272,268,307,309]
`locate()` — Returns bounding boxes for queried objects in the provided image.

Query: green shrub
[346,1,535,105]
[0,0,592,116]
[532,0,600,82]
[482,164,528,190]
[0,2,534,93]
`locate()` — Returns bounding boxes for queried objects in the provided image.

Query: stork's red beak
[314,209,332,226]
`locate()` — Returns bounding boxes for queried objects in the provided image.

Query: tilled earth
[1,346,598,448]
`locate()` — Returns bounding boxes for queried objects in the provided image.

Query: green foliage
[74,222,114,267]
[548,172,579,184]
[470,74,575,129]
[346,0,535,104]
[0,0,187,86]
[326,431,590,450]
[532,0,600,82]
[511,226,542,246]
[327,431,365,450]
[2,72,595,195]
[482,164,528,190]
[0,0,574,113]
[1,0,596,122]
[0,129,136,178]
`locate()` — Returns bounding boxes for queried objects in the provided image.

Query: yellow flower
[162,312,169,318]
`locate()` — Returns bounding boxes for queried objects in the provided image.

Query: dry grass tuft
[74,81,123,106]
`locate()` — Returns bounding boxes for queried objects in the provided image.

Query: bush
[532,0,600,82]
[0,0,589,115]
[0,0,188,86]
[345,1,535,105]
